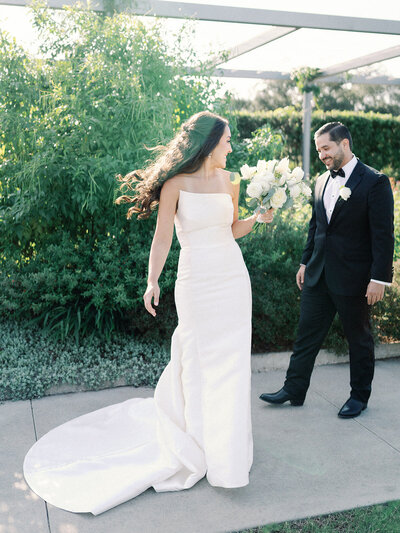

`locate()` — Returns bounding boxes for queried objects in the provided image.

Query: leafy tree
[316,78,400,114]
[0,1,228,340]
[234,67,400,115]
[243,79,300,111]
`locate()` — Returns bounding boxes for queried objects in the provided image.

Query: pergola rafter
[320,44,400,78]
[216,26,298,66]
[214,45,400,86]
[4,0,400,35]
[5,0,399,85]
[213,69,400,86]
[3,0,400,175]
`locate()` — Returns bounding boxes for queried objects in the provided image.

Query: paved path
[2,359,400,533]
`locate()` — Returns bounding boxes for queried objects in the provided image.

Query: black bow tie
[330,168,345,179]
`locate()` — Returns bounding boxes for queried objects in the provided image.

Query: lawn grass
[237,500,400,532]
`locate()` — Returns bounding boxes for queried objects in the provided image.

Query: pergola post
[302,91,313,179]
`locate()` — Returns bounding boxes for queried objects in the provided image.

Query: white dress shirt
[323,155,357,223]
[303,155,390,286]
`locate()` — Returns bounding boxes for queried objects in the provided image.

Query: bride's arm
[230,183,273,239]
[232,214,258,239]
[144,181,178,316]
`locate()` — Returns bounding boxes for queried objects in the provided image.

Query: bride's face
[212,126,232,168]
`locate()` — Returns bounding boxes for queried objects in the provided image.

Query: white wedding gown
[23,190,253,515]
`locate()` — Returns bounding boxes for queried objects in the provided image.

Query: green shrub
[0,122,286,344]
[241,208,349,354]
[0,4,227,251]
[1,4,398,354]
[0,2,226,340]
[372,259,400,344]
[394,185,400,262]
[228,123,285,172]
[0,228,180,343]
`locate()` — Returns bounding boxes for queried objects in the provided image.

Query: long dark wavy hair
[115,111,229,219]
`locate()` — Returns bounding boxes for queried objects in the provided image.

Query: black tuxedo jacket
[301,159,394,296]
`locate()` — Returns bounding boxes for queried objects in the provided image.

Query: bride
[23,111,274,515]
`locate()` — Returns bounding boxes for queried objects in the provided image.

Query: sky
[1,0,400,98]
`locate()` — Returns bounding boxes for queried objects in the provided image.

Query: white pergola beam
[213,69,400,85]
[324,74,400,85]
[213,69,290,80]
[3,0,400,35]
[218,27,297,65]
[320,45,400,77]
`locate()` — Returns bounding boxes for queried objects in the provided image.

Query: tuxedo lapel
[328,160,364,227]
[315,171,330,226]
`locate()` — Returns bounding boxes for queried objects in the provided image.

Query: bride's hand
[143,282,160,317]
[257,208,274,223]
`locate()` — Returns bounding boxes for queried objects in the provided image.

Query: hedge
[233,109,400,180]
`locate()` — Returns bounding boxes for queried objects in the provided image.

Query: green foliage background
[1,4,399,399]
[234,108,400,180]
[0,2,227,343]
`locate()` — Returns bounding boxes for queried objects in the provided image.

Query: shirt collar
[339,154,357,180]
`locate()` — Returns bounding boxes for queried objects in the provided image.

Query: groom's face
[315,133,346,171]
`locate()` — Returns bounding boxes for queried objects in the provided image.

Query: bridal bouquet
[233,157,312,222]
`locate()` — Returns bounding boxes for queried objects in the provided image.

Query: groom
[260,122,394,418]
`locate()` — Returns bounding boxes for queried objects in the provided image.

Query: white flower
[270,187,287,209]
[291,167,304,181]
[246,181,263,198]
[256,160,267,174]
[253,171,273,191]
[276,157,290,174]
[259,171,275,185]
[259,178,272,194]
[278,172,290,186]
[267,159,278,173]
[240,164,256,180]
[252,171,266,183]
[339,186,351,201]
[301,183,312,197]
[286,177,298,187]
[289,184,301,198]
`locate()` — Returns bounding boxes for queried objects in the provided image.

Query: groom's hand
[365,281,385,305]
[296,265,306,291]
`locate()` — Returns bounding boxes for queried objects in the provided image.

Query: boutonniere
[339,186,351,201]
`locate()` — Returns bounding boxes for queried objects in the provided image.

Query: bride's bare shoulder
[219,169,238,196]
[219,168,235,183]
[161,175,184,193]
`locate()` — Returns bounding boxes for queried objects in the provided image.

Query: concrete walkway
[2,359,400,533]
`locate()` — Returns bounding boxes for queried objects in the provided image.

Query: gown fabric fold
[23,190,253,515]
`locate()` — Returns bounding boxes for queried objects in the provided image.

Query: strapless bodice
[174,190,234,249]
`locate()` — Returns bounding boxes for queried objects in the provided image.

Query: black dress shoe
[338,398,367,418]
[259,387,304,406]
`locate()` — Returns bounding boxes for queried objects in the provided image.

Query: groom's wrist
[370,278,391,287]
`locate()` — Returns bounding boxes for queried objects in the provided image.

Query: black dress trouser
[283,270,375,404]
